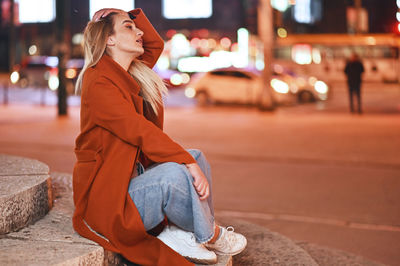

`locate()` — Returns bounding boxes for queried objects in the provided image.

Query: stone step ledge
[0,172,231,266]
[0,154,52,234]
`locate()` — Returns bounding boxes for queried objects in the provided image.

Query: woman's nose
[136,29,144,36]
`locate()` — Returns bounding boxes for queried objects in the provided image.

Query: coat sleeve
[129,8,164,69]
[87,76,195,165]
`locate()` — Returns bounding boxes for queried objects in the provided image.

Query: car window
[231,71,252,79]
[26,63,48,68]
[210,71,229,76]
[210,70,252,79]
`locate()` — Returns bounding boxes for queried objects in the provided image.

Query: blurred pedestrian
[72,7,246,265]
[344,53,364,113]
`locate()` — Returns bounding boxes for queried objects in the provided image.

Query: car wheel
[196,91,210,107]
[298,91,315,103]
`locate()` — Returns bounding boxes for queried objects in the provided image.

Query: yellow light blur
[65,68,77,79]
[185,87,196,98]
[181,73,190,84]
[48,75,59,90]
[297,77,306,87]
[308,76,318,86]
[290,84,299,93]
[270,78,289,94]
[170,73,183,86]
[277,28,287,38]
[28,45,37,55]
[10,71,20,84]
[208,39,217,49]
[312,48,321,64]
[314,81,328,94]
[190,37,200,47]
[199,39,209,49]
[220,37,232,49]
[366,37,376,45]
[72,33,84,45]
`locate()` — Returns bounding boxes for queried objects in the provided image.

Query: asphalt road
[0,81,399,265]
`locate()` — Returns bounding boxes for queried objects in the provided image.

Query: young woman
[73,8,246,265]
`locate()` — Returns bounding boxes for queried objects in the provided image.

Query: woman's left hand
[186,163,210,200]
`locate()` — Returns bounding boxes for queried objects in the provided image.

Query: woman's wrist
[185,163,197,169]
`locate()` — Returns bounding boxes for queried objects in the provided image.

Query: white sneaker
[157,225,217,265]
[205,226,247,256]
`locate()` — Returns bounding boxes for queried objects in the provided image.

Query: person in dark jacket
[344,53,365,113]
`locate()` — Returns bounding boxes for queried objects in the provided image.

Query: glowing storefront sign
[89,0,135,19]
[163,0,212,19]
[294,0,311,23]
[16,0,55,23]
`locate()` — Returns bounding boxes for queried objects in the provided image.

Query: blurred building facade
[0,0,398,73]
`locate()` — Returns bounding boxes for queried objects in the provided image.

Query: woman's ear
[107,36,115,46]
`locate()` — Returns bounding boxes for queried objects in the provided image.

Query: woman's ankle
[207,225,221,244]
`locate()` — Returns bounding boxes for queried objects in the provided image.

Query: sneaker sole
[185,256,218,265]
[211,240,247,256]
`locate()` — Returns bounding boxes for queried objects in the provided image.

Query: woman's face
[107,12,144,57]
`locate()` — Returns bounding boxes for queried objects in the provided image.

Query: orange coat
[72,9,195,265]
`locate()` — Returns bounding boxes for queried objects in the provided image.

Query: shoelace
[214,226,236,249]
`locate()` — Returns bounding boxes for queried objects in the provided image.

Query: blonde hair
[75,13,167,115]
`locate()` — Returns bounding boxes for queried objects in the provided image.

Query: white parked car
[184,66,329,107]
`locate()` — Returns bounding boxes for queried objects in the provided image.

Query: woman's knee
[160,162,192,187]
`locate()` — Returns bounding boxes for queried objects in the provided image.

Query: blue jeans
[128,149,215,243]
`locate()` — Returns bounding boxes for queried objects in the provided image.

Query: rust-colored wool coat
[73,9,196,265]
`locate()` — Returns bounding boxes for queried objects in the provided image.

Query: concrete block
[0,174,51,234]
[0,154,49,176]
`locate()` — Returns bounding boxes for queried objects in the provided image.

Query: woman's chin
[132,48,145,57]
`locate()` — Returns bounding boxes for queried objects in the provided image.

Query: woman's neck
[107,51,135,71]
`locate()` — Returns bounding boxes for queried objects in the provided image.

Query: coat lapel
[95,54,143,114]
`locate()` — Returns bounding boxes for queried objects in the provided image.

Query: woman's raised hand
[186,163,210,200]
[92,8,125,22]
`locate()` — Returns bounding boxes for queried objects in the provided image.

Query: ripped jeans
[128,149,215,243]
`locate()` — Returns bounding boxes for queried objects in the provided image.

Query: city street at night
[0,81,399,265]
[1,0,400,264]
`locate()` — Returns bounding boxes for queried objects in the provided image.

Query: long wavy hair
[75,13,167,115]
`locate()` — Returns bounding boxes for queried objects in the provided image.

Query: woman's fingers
[92,8,124,21]
[199,185,209,200]
[186,162,210,200]
[196,181,209,200]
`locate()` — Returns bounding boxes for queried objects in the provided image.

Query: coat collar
[95,54,140,95]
